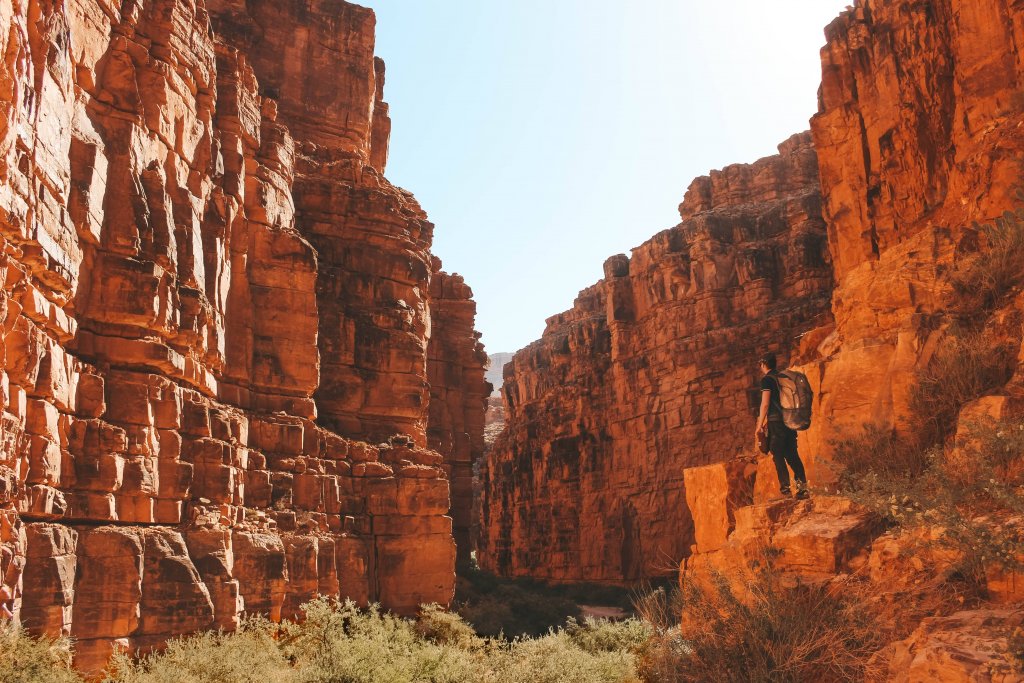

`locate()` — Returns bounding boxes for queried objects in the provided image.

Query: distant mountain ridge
[486,353,514,396]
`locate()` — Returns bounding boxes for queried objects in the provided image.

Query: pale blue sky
[361,1,851,354]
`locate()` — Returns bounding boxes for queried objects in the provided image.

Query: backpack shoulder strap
[765,372,783,413]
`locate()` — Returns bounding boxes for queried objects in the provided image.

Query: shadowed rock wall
[427,262,490,569]
[0,0,485,673]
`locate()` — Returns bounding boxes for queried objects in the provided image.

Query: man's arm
[756,389,771,433]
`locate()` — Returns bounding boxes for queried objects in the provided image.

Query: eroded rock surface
[478,134,833,582]
[801,0,1024,472]
[0,0,485,671]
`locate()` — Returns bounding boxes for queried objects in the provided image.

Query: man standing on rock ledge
[756,353,809,499]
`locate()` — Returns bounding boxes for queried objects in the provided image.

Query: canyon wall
[478,133,834,582]
[480,0,1024,587]
[800,0,1024,464]
[0,0,486,672]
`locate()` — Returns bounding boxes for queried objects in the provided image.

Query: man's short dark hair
[758,353,777,370]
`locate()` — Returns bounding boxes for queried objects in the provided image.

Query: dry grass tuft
[633,560,890,683]
[950,207,1024,316]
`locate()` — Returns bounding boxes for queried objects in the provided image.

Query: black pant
[768,420,807,492]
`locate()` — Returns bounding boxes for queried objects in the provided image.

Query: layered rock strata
[0,0,485,672]
[478,134,833,582]
[800,0,1024,466]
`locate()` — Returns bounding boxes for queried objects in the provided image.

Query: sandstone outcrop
[0,0,486,672]
[478,134,833,582]
[877,609,1024,683]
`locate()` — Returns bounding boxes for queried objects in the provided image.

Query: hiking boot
[774,485,798,501]
[795,486,809,500]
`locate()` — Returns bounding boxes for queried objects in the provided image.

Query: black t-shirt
[760,372,783,421]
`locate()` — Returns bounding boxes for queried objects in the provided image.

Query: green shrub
[563,616,650,655]
[414,603,479,648]
[104,617,294,683]
[278,599,488,683]
[105,598,644,683]
[491,628,642,683]
[0,621,80,683]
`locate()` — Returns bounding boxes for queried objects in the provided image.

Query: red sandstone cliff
[478,133,833,582]
[686,0,1024,675]
[800,0,1024,468]
[0,0,486,673]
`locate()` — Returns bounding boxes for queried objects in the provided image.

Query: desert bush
[634,562,887,683]
[278,598,488,683]
[908,326,1015,447]
[0,621,80,683]
[414,603,479,648]
[491,627,643,683]
[832,423,930,480]
[282,598,646,683]
[950,206,1024,316]
[105,617,294,683]
[563,616,650,655]
[835,416,1024,593]
[2,596,644,683]
[1011,625,1024,670]
[631,588,689,683]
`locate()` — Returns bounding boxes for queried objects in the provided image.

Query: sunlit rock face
[477,133,833,583]
[800,0,1024,471]
[0,0,485,673]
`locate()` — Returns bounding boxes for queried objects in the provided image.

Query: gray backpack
[773,370,813,431]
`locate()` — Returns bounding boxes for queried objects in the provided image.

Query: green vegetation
[0,621,80,683]
[0,599,650,683]
[106,598,650,683]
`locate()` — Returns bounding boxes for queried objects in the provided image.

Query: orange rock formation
[0,0,486,673]
[802,0,1024,465]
